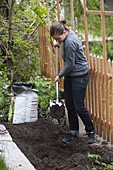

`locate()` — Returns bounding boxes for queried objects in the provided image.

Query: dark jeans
[64,75,95,134]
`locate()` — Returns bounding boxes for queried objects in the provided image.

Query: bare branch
[0,27,5,34]
[27,24,40,39]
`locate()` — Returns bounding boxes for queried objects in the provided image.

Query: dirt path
[3,118,113,170]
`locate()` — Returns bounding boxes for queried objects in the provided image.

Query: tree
[0,0,48,120]
[0,0,48,83]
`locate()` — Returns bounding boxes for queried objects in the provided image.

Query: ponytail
[59,19,66,25]
[50,19,69,37]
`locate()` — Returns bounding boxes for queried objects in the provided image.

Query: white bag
[13,90,38,124]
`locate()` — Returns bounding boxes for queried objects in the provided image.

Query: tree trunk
[8,0,15,50]
[8,0,15,83]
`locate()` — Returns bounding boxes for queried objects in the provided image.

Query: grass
[0,155,9,170]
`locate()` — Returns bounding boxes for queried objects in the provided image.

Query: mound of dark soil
[3,117,113,170]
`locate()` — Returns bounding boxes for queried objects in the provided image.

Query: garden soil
[2,112,113,170]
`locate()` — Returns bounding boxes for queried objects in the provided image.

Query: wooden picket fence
[38,26,113,144]
[38,26,64,88]
[38,26,56,80]
[85,53,113,144]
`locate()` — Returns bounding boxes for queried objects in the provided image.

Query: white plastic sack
[13,90,38,124]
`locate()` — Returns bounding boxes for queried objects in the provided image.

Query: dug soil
[2,116,113,170]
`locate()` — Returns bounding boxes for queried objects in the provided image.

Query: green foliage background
[0,0,48,120]
[63,0,113,58]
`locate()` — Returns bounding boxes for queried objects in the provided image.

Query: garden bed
[3,117,113,170]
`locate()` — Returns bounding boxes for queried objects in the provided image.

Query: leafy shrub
[0,69,10,121]
[34,76,56,114]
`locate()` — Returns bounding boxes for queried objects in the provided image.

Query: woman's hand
[53,40,60,47]
[55,76,61,83]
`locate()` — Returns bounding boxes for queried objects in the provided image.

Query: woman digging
[50,19,96,144]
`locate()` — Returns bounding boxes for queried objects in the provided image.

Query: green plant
[89,41,103,57]
[0,0,48,83]
[88,153,101,165]
[0,155,9,170]
[34,76,56,114]
[88,153,113,170]
[0,69,10,121]
[0,0,47,118]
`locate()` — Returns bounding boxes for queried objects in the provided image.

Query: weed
[0,155,9,170]
[87,153,113,170]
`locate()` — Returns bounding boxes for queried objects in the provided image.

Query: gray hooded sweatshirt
[58,30,88,78]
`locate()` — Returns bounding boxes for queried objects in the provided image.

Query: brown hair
[50,19,69,37]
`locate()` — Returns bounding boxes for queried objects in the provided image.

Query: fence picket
[98,57,103,137]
